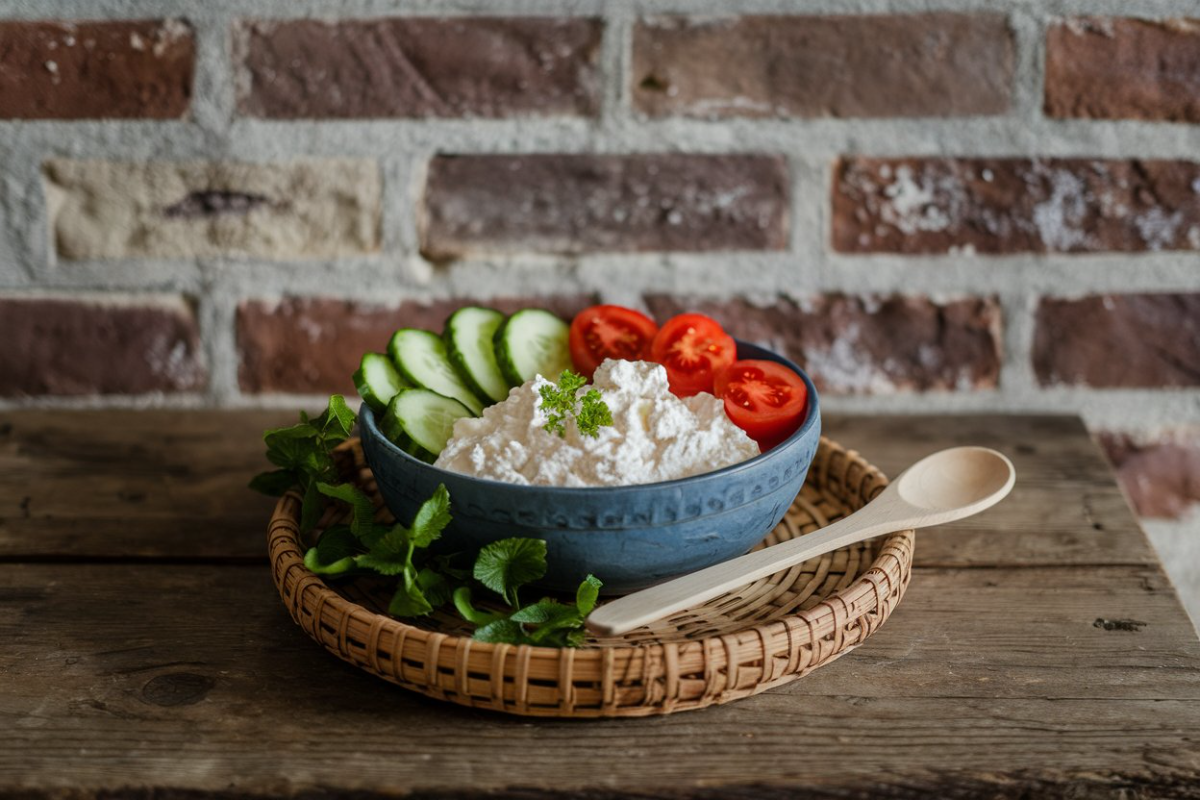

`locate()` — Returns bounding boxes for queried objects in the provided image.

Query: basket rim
[268,434,914,661]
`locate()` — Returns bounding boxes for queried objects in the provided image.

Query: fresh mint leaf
[452,587,504,626]
[248,468,297,496]
[323,395,357,440]
[431,553,471,582]
[262,423,321,470]
[354,524,413,576]
[473,538,547,607]
[350,484,450,578]
[510,597,593,645]
[509,600,576,625]
[264,435,316,471]
[316,525,359,563]
[472,619,533,645]
[388,573,433,617]
[416,567,453,609]
[316,482,375,537]
[263,421,319,444]
[302,525,361,576]
[575,574,602,617]
[530,623,590,648]
[409,483,451,548]
[303,548,357,576]
[299,481,325,533]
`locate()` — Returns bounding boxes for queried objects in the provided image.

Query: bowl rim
[359,339,821,496]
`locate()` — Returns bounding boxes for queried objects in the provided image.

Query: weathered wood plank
[0,412,1159,569]
[1,563,1196,796]
[0,410,284,560]
[821,415,1159,568]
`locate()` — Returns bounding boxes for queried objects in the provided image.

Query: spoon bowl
[587,446,1016,636]
[896,446,1015,513]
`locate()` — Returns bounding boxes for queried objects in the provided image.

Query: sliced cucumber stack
[444,306,508,404]
[381,388,474,463]
[387,328,484,415]
[353,352,410,412]
[494,309,571,386]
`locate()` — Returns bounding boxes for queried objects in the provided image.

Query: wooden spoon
[586,446,1016,636]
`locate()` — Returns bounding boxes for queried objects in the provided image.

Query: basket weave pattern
[268,436,915,718]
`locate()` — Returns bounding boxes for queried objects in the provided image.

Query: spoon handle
[586,507,902,637]
[587,446,1016,637]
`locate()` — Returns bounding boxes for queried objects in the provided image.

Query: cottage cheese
[434,359,760,487]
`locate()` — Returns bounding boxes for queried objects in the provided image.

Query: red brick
[643,294,1001,395]
[1098,431,1200,519]
[1046,18,1200,122]
[833,157,1200,254]
[237,295,597,394]
[634,14,1013,119]
[1033,294,1200,388]
[236,18,601,119]
[422,154,789,259]
[0,20,193,119]
[0,296,205,396]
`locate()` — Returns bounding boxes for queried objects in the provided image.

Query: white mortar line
[8,0,1200,18]
[190,11,235,135]
[1009,6,1044,125]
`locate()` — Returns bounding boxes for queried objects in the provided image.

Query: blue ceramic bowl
[359,341,821,594]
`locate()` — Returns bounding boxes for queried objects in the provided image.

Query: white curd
[434,359,760,487]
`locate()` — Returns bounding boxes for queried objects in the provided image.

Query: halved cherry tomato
[569,305,660,379]
[715,359,808,451]
[649,313,737,397]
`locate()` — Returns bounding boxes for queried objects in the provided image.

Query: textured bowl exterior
[359,341,821,593]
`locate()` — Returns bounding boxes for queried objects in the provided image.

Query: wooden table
[2,412,1198,798]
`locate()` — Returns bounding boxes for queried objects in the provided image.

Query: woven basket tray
[268,435,915,718]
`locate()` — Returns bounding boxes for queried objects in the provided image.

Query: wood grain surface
[1,410,1197,798]
[0,412,1159,567]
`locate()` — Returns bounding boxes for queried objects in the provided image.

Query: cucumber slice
[381,388,474,461]
[378,404,430,463]
[494,309,572,386]
[353,352,410,412]
[444,306,508,404]
[387,328,484,415]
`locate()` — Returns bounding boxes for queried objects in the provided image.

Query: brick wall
[1,5,1198,556]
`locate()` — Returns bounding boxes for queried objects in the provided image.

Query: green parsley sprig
[251,395,601,647]
[538,369,613,439]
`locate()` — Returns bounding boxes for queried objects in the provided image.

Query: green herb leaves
[538,369,613,440]
[253,395,601,648]
[538,369,587,437]
[576,389,613,438]
[250,395,358,532]
[302,525,359,576]
[465,541,601,647]
[474,538,546,606]
[408,484,452,548]
[447,536,601,647]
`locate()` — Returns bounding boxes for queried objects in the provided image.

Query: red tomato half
[649,313,737,397]
[569,305,660,379]
[715,360,808,451]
